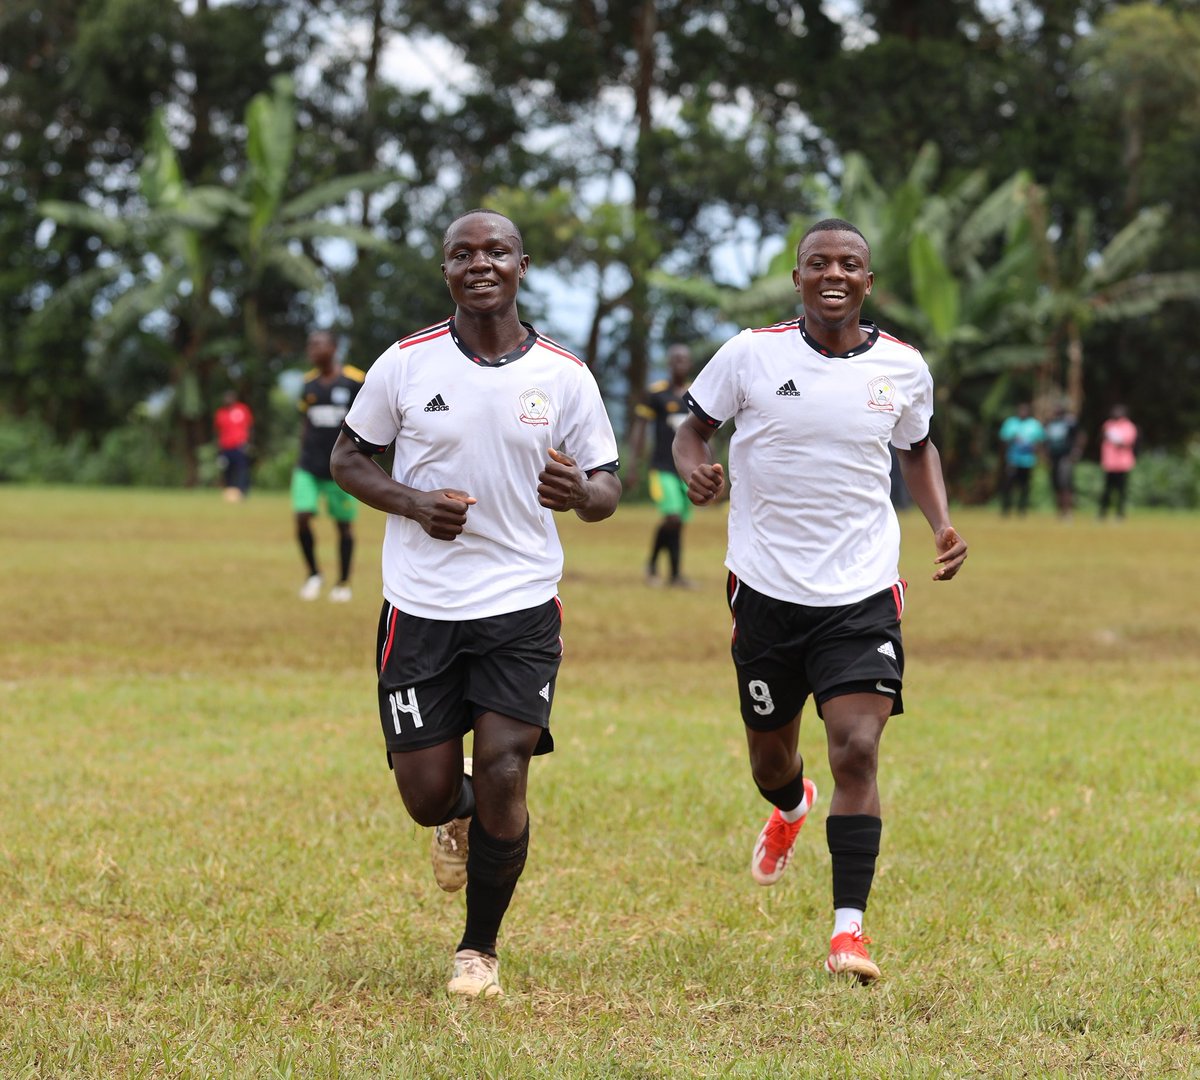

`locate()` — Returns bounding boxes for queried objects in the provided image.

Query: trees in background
[2,0,1199,493]
[38,79,400,482]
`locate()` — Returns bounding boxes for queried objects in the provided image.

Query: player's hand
[538,447,588,512]
[932,525,967,581]
[686,462,724,506]
[413,489,477,541]
[622,467,640,494]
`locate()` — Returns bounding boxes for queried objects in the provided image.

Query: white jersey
[687,319,933,607]
[343,318,619,620]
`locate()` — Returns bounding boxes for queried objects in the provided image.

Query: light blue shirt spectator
[1000,413,1045,469]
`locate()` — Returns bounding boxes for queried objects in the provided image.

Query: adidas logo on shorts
[776,379,802,397]
[424,394,450,412]
[877,641,897,659]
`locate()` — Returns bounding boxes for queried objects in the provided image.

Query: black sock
[337,527,354,584]
[649,523,669,575]
[436,772,475,825]
[298,526,318,577]
[458,818,529,956]
[665,527,682,579]
[826,814,882,912]
[756,769,808,812]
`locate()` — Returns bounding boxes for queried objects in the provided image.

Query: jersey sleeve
[890,357,934,450]
[558,366,620,475]
[685,332,745,427]
[341,346,401,454]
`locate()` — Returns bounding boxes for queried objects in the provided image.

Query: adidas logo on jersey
[877,641,897,659]
[424,394,449,412]
[776,379,802,396]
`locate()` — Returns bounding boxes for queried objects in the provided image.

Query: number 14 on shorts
[389,687,423,732]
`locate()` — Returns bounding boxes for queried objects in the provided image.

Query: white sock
[833,907,864,939]
[779,786,810,823]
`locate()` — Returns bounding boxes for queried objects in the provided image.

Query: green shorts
[648,469,692,522]
[291,468,358,522]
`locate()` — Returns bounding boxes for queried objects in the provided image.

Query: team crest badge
[519,387,551,425]
[867,376,896,411]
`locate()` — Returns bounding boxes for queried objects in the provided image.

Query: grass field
[1,486,1197,1078]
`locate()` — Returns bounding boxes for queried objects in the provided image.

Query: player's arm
[330,430,475,542]
[537,448,620,522]
[673,414,724,505]
[895,439,967,581]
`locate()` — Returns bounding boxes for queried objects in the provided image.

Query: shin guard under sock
[458,818,529,956]
[826,814,882,912]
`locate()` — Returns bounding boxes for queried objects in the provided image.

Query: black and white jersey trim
[684,392,722,428]
[342,421,390,456]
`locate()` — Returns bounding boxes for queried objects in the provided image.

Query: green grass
[1,487,1198,1078]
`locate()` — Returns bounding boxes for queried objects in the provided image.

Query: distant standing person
[213,390,254,502]
[293,330,364,601]
[673,218,967,984]
[627,343,695,587]
[998,402,1044,516]
[330,209,621,998]
[1098,404,1138,520]
[1044,401,1081,519]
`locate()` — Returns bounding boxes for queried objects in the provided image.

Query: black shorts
[375,597,563,760]
[727,574,906,730]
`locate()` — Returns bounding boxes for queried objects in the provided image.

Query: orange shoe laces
[833,925,872,956]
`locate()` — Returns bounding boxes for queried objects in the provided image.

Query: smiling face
[792,229,873,339]
[441,212,528,316]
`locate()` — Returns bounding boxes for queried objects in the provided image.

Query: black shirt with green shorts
[293,366,365,520]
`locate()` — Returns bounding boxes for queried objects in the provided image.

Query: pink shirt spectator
[1100,417,1137,473]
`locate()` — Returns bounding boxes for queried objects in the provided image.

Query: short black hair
[442,208,524,254]
[797,218,871,261]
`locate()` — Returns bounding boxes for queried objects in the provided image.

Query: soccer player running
[626,343,696,587]
[330,209,621,998]
[673,219,967,984]
[292,330,364,601]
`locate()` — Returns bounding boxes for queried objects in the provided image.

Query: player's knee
[747,739,797,789]
[473,748,526,801]
[828,728,880,784]
[394,773,461,827]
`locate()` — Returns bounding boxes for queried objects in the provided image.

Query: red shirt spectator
[214,398,253,451]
